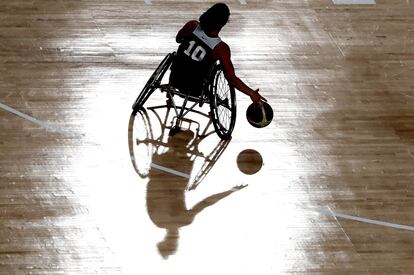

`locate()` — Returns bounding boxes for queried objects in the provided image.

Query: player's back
[170,24,221,96]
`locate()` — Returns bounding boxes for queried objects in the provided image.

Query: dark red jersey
[170,22,224,94]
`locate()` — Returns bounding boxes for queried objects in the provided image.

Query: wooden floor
[1,0,414,274]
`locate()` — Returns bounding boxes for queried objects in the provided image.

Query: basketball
[246,102,273,128]
[236,149,263,175]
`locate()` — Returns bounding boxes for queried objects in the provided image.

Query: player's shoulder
[212,41,231,61]
[215,41,230,54]
[184,20,199,30]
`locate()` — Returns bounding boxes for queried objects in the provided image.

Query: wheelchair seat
[160,84,206,104]
[169,72,205,99]
[168,62,215,102]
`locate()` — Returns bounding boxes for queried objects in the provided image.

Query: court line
[4,101,412,220]
[0,102,74,136]
[3,101,412,207]
[150,163,191,178]
[1,101,190,178]
[332,0,376,4]
[328,32,345,57]
[308,207,414,232]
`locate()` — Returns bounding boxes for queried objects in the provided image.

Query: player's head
[157,228,179,259]
[199,3,230,33]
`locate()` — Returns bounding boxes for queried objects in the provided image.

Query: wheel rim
[212,70,235,135]
[131,110,154,178]
[133,53,174,111]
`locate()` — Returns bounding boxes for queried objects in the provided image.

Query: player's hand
[250,89,266,106]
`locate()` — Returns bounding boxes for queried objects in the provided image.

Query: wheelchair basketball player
[170,3,267,106]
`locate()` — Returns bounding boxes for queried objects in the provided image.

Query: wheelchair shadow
[128,109,247,259]
[128,106,229,188]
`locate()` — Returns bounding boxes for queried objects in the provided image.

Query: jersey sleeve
[176,20,198,43]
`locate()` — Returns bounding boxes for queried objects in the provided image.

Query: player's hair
[199,3,230,33]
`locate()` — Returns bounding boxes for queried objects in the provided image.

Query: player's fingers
[256,93,266,102]
[253,100,263,108]
[254,89,267,102]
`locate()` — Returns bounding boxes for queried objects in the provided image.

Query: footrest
[171,116,200,133]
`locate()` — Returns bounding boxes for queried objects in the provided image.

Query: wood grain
[1,0,413,274]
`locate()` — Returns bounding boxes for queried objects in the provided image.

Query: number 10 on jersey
[184,41,206,62]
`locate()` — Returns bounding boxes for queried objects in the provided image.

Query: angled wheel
[132,52,175,115]
[128,109,155,178]
[209,65,237,140]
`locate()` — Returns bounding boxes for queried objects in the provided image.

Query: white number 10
[183,41,206,62]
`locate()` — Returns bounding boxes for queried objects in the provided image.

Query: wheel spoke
[210,65,236,139]
[214,73,232,130]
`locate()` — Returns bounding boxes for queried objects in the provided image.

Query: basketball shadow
[128,108,247,259]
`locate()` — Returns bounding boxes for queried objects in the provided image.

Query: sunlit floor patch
[332,0,375,4]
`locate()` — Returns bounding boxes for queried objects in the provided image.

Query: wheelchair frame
[132,52,237,140]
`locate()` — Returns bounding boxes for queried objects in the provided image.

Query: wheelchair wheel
[128,109,155,178]
[132,52,175,115]
[209,65,237,140]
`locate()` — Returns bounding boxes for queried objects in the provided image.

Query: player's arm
[176,20,198,43]
[215,43,266,104]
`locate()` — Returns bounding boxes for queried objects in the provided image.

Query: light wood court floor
[1,0,414,274]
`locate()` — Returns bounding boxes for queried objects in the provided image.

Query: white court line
[308,208,414,232]
[333,0,376,4]
[0,102,74,136]
[328,32,345,57]
[0,101,189,178]
[151,163,191,178]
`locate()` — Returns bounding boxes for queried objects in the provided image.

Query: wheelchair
[132,52,237,140]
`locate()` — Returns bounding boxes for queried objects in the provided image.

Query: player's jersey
[170,25,222,95]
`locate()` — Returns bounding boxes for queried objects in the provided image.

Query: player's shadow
[128,108,247,259]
